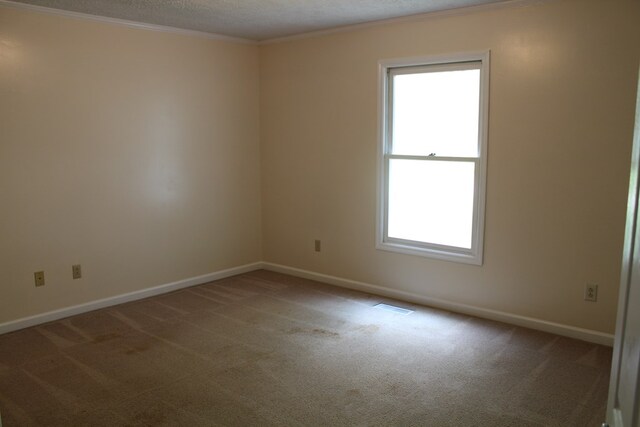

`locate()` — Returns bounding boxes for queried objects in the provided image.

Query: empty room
[1,0,639,425]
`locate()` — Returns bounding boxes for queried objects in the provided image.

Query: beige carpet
[0,270,611,426]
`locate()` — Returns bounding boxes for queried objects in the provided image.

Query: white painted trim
[0,0,256,45]
[0,259,615,347]
[262,262,615,346]
[0,262,264,335]
[606,65,640,427]
[1,0,550,45]
[376,51,490,266]
[260,0,551,45]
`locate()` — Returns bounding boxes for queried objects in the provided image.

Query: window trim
[376,51,490,265]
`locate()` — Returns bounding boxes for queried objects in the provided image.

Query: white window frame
[376,51,490,265]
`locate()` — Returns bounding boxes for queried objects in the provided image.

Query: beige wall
[1,0,639,335]
[260,0,640,333]
[0,7,261,324]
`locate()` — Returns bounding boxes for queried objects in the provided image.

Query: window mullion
[386,154,478,162]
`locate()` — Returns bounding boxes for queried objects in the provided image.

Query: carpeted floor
[0,270,611,426]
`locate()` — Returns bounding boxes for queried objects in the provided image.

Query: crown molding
[260,0,550,45]
[0,0,257,45]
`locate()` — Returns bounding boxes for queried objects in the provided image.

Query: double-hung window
[377,52,489,265]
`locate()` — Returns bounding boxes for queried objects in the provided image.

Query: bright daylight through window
[377,53,489,265]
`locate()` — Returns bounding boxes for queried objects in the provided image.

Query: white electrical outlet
[585,284,598,302]
[72,264,82,279]
[34,271,45,287]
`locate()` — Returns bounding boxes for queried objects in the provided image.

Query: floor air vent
[374,303,414,315]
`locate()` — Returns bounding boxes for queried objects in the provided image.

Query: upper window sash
[386,61,482,159]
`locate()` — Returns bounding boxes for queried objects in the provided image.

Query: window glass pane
[388,159,475,249]
[391,68,480,157]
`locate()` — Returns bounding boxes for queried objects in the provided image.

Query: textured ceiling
[9,0,512,41]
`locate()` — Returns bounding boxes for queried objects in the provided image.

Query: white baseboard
[262,262,615,346]
[0,260,615,346]
[0,262,264,335]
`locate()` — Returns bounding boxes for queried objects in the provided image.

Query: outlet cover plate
[34,271,45,287]
[585,284,598,302]
[72,264,82,280]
